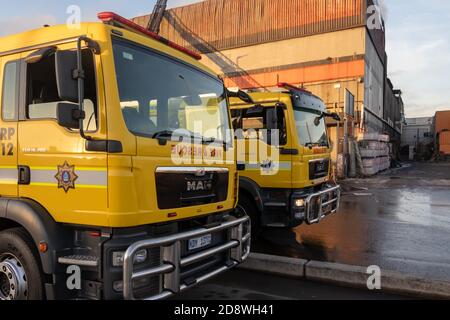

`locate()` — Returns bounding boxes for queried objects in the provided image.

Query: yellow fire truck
[0,12,250,300]
[230,83,341,235]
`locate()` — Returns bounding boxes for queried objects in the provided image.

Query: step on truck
[0,12,250,300]
[230,83,341,234]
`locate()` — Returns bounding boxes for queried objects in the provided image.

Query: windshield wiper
[152,129,217,144]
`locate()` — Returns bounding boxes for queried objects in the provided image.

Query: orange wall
[435,111,450,134]
[440,131,450,155]
[224,59,365,89]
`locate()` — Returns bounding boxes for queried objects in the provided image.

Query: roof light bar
[97,12,202,61]
[277,82,312,94]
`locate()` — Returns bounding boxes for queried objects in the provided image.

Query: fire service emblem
[55,161,78,193]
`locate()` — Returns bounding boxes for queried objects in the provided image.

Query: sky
[0,0,448,118]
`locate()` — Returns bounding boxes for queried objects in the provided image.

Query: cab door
[16,45,108,225]
[237,105,293,189]
[0,55,20,196]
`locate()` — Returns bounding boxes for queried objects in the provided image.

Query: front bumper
[304,184,341,224]
[122,215,250,300]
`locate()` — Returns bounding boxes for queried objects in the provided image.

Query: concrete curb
[239,253,307,278]
[239,253,450,299]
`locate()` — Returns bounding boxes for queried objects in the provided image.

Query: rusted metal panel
[132,0,366,53]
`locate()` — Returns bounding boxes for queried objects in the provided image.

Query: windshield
[293,108,329,147]
[112,39,231,144]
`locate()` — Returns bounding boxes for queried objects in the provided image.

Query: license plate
[188,234,212,251]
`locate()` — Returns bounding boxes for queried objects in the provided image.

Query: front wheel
[0,228,44,300]
[236,195,262,240]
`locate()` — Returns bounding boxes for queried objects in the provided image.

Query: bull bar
[305,185,341,224]
[122,215,251,300]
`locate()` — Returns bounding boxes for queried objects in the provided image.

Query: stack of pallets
[357,133,390,176]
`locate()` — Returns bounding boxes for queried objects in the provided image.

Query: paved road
[173,269,406,300]
[253,162,450,282]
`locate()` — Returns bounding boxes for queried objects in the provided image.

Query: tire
[237,194,261,240]
[0,228,44,300]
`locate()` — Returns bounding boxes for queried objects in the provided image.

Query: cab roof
[230,90,327,113]
[229,91,290,109]
[0,21,217,78]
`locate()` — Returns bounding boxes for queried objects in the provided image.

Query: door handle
[18,166,31,185]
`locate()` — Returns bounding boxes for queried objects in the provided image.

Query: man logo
[187,180,212,192]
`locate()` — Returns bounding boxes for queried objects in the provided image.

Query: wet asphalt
[253,162,450,282]
[173,269,406,300]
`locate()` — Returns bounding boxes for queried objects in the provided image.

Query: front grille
[309,159,330,180]
[155,167,229,209]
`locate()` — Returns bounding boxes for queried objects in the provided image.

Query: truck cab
[0,12,250,300]
[230,83,340,233]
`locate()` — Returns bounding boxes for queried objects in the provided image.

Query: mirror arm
[76,36,91,141]
[323,112,341,122]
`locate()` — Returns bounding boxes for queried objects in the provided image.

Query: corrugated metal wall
[435,111,450,134]
[133,0,366,53]
[439,131,450,155]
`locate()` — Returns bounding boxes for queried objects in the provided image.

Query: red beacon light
[277,82,312,94]
[97,12,202,61]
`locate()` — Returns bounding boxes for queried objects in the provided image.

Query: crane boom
[147,0,168,34]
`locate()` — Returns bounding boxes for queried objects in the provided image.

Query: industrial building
[133,0,404,170]
[401,117,434,160]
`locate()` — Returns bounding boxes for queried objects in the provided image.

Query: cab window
[232,106,287,145]
[2,61,19,121]
[25,49,98,131]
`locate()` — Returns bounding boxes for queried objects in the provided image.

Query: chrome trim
[156,167,229,174]
[304,185,341,224]
[264,202,288,207]
[308,158,330,164]
[123,215,250,300]
[308,158,330,163]
[181,241,239,267]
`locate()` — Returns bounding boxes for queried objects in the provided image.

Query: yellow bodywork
[230,92,331,190]
[0,23,236,228]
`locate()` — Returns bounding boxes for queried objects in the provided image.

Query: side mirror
[57,102,80,129]
[55,50,79,103]
[227,88,254,104]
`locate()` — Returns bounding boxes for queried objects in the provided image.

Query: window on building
[2,61,19,121]
[26,49,98,131]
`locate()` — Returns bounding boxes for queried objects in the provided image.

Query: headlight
[295,199,306,208]
[112,249,148,267]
